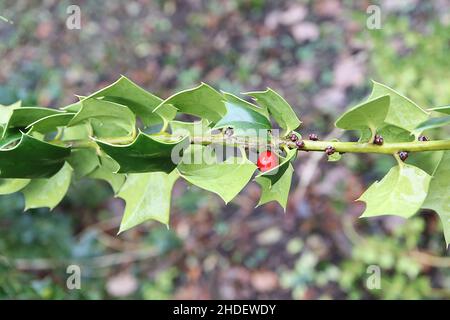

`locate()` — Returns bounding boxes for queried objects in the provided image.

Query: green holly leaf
[177,146,256,203]
[0,101,21,135]
[413,115,450,135]
[358,164,432,219]
[169,119,211,136]
[26,113,75,134]
[213,100,271,134]
[406,151,443,176]
[222,92,270,120]
[422,151,450,246]
[377,124,414,142]
[335,95,390,140]
[0,128,22,148]
[95,132,189,173]
[61,123,91,141]
[0,178,30,195]
[255,163,293,210]
[245,88,301,135]
[64,76,176,127]
[88,155,125,194]
[368,81,429,133]
[68,98,136,138]
[3,107,64,136]
[117,170,179,233]
[154,83,226,124]
[22,162,73,210]
[67,149,100,177]
[0,134,70,178]
[428,105,450,115]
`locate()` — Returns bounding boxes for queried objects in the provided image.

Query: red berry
[309,133,319,141]
[257,150,278,172]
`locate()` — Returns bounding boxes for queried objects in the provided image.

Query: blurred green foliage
[0,0,449,299]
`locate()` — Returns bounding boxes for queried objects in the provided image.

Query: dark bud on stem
[418,135,428,142]
[325,145,336,156]
[398,151,408,162]
[224,127,234,137]
[308,133,319,141]
[289,133,298,142]
[373,134,384,145]
[295,140,305,149]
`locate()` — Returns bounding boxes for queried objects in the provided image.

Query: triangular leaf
[245,88,301,135]
[95,132,189,173]
[0,178,30,195]
[153,83,226,123]
[335,95,390,139]
[22,162,73,210]
[222,92,270,120]
[0,134,70,178]
[422,151,450,246]
[413,115,450,135]
[26,113,75,134]
[68,98,136,138]
[358,164,431,218]
[67,149,100,177]
[88,155,125,194]
[213,100,271,134]
[169,119,211,137]
[63,76,175,127]
[177,146,256,203]
[428,105,450,115]
[117,170,179,232]
[368,81,429,133]
[255,163,293,210]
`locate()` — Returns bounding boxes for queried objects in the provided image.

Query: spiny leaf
[358,164,431,219]
[0,128,22,148]
[68,98,136,138]
[2,107,65,138]
[177,146,256,203]
[154,83,226,123]
[213,100,271,134]
[117,170,179,233]
[95,132,189,173]
[26,113,75,134]
[0,134,70,178]
[245,88,301,135]
[222,92,270,120]
[22,162,73,210]
[335,95,390,139]
[413,115,450,135]
[169,119,211,137]
[67,149,100,177]
[64,76,175,127]
[368,80,429,134]
[0,101,21,135]
[255,163,293,210]
[422,151,450,246]
[0,178,30,195]
[88,155,125,194]
[428,105,450,115]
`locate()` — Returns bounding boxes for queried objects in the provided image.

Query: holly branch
[0,76,448,246]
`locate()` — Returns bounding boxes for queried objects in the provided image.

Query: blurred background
[0,0,449,299]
